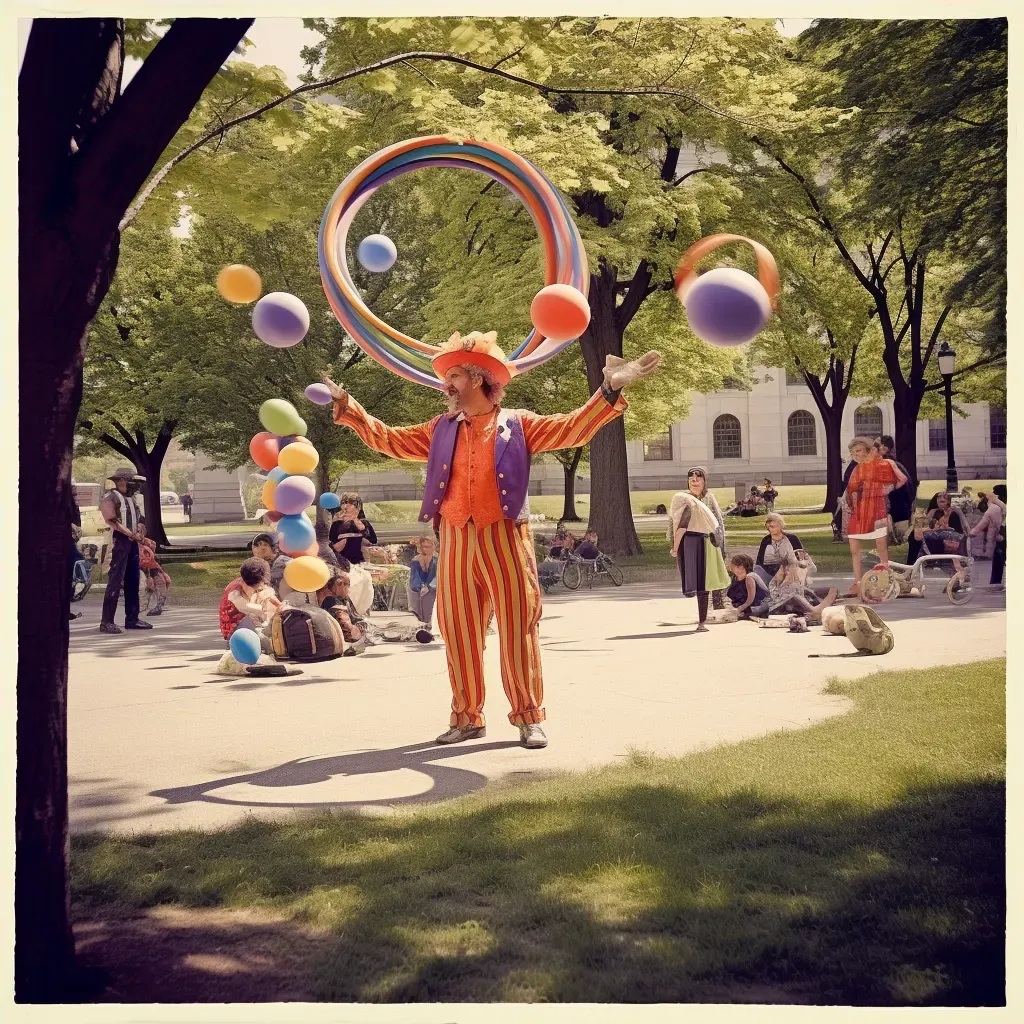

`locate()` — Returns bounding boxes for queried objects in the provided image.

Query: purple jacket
[418,408,530,525]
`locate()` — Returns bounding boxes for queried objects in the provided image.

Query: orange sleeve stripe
[521,389,628,454]
[333,397,434,462]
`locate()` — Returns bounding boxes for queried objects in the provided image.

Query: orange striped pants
[436,517,545,728]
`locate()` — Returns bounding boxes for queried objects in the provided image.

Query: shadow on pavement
[149,739,524,812]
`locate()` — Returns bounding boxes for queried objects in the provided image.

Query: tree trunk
[559,449,584,522]
[893,391,923,487]
[578,268,641,556]
[821,408,845,514]
[16,16,252,1001]
[95,420,175,547]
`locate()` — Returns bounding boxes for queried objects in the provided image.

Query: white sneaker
[518,723,548,749]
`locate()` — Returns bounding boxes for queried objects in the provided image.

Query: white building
[337,367,1006,500]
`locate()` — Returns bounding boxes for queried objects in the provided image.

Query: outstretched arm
[324,375,435,462]
[521,350,661,454]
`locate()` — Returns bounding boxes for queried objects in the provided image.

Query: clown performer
[322,332,661,749]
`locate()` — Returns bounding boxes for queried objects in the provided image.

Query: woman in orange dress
[844,436,908,596]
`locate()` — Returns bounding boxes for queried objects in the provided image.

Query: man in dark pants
[99,468,153,634]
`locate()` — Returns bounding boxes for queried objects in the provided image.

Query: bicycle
[71,558,93,602]
[562,551,624,590]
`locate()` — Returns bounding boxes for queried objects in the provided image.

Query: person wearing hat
[323,331,661,749]
[98,467,153,634]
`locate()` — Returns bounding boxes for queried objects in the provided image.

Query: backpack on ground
[271,606,346,662]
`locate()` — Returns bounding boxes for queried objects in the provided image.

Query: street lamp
[937,341,958,493]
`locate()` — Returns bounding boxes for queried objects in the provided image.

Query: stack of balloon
[216,264,330,665]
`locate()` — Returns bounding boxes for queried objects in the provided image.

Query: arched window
[990,407,1006,449]
[787,410,817,456]
[854,404,883,437]
[713,414,742,459]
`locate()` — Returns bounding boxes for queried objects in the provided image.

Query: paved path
[68,579,1005,835]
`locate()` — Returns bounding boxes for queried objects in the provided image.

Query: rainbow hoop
[318,136,589,391]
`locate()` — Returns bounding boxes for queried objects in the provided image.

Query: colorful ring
[318,136,589,391]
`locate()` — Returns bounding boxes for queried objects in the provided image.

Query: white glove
[603,351,662,391]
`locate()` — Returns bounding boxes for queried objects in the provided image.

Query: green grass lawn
[72,658,1005,1004]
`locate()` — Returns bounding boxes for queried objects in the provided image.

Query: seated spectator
[767,551,837,624]
[317,566,366,653]
[915,491,968,557]
[762,479,778,509]
[251,532,293,599]
[754,514,805,586]
[407,535,438,625]
[547,537,564,560]
[726,554,770,619]
[561,534,578,559]
[138,531,171,617]
[576,530,601,560]
[219,557,281,641]
[329,496,377,565]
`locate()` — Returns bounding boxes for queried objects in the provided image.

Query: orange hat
[431,331,515,387]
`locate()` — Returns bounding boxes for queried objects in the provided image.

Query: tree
[752,18,1008,481]
[18,17,252,999]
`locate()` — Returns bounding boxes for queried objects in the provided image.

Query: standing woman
[669,471,730,632]
[330,493,377,565]
[685,465,728,610]
[407,534,439,626]
[844,436,907,596]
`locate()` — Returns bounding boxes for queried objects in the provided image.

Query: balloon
[259,398,306,437]
[274,476,316,515]
[277,512,315,553]
[305,383,334,405]
[680,267,772,347]
[284,555,331,593]
[278,442,320,475]
[319,492,341,510]
[264,510,284,524]
[268,466,289,483]
[261,480,277,512]
[357,233,398,273]
[252,292,310,348]
[217,264,262,304]
[530,283,591,343]
[229,628,262,666]
[249,431,280,471]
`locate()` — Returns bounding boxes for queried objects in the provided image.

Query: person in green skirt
[668,467,730,632]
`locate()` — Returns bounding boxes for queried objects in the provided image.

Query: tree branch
[74,17,254,248]
[754,138,877,295]
[922,302,953,369]
[921,350,1006,391]
[615,260,652,331]
[122,48,775,230]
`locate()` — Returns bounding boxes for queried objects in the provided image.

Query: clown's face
[443,366,480,409]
